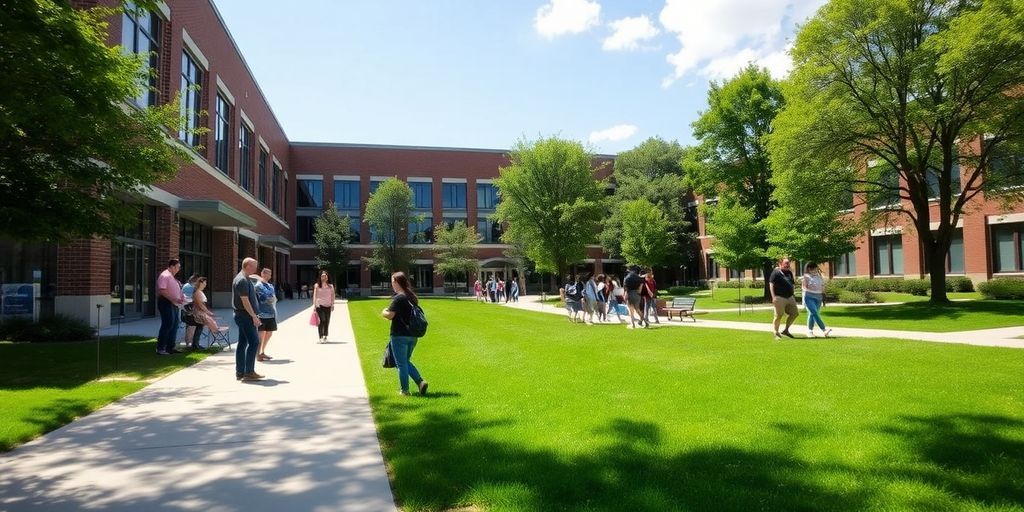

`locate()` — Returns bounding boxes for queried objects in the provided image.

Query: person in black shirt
[769,257,799,339]
[381,271,428,396]
[622,266,646,328]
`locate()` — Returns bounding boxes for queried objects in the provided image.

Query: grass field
[350,299,1024,511]
[679,287,981,310]
[703,300,1024,332]
[0,337,212,451]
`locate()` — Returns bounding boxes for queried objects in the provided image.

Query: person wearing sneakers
[381,271,428,396]
[769,257,799,340]
[801,262,832,338]
[233,257,264,381]
[256,268,278,361]
[312,271,335,343]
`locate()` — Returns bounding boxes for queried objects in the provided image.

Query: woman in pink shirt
[312,271,335,343]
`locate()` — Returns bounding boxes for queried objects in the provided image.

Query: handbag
[382,342,396,368]
[309,310,319,326]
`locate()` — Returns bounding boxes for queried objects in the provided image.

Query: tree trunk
[761,262,774,301]
[927,249,950,304]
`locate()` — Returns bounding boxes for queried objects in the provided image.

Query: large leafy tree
[619,199,675,269]
[0,0,188,241]
[364,178,418,274]
[313,203,352,287]
[686,65,785,295]
[495,136,606,280]
[601,137,693,263]
[434,221,481,297]
[771,0,1024,303]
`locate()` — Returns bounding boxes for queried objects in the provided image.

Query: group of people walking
[770,257,832,339]
[474,276,519,303]
[560,265,660,329]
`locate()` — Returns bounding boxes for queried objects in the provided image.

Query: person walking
[496,278,505,302]
[644,271,661,324]
[582,272,600,325]
[233,257,264,381]
[561,274,584,323]
[608,275,626,323]
[622,266,646,328]
[770,257,799,340]
[381,271,429,396]
[155,259,185,355]
[511,278,519,302]
[504,276,513,303]
[474,279,483,302]
[256,268,278,360]
[801,263,832,338]
[487,276,497,303]
[313,271,335,343]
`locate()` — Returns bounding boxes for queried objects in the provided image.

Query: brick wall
[57,237,111,296]
[155,206,180,267]
[212,229,237,292]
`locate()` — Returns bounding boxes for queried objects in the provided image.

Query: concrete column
[56,237,112,328]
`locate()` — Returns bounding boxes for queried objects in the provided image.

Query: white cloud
[589,124,638,143]
[603,15,660,51]
[658,0,826,86]
[534,0,602,39]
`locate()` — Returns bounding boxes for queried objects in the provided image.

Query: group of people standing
[561,265,660,329]
[474,275,519,303]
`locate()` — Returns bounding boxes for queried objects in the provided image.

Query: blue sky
[215,0,825,154]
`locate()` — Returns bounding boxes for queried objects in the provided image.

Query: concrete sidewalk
[507,296,1024,349]
[0,300,396,511]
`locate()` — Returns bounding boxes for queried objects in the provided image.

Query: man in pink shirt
[156,258,185,355]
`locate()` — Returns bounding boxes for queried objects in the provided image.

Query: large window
[271,163,281,213]
[178,218,212,300]
[442,183,467,209]
[178,51,202,146]
[868,161,901,208]
[992,223,1024,273]
[258,148,268,203]
[409,216,434,243]
[370,179,383,195]
[334,180,360,210]
[926,163,961,200]
[110,205,157,318]
[121,5,161,108]
[477,183,499,210]
[347,216,361,243]
[477,219,502,243]
[706,255,720,280]
[295,216,316,244]
[239,125,253,193]
[410,181,432,209]
[214,94,231,174]
[833,250,857,277]
[873,234,904,275]
[296,179,323,209]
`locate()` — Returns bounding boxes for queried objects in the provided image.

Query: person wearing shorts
[561,275,584,323]
[256,268,278,361]
[622,266,646,328]
[769,257,799,340]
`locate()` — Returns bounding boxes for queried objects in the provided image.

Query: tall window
[239,125,253,193]
[833,250,857,277]
[334,180,360,210]
[271,163,281,213]
[348,216,361,243]
[410,182,432,209]
[926,162,961,200]
[872,234,904,275]
[476,183,499,210]
[992,223,1024,273]
[121,5,161,108]
[706,255,720,279]
[987,140,1024,189]
[868,161,901,208]
[295,216,316,244]
[296,179,323,209]
[442,183,467,209]
[178,219,212,298]
[477,219,502,243]
[370,179,383,195]
[214,94,231,174]
[178,51,202,146]
[409,216,434,243]
[258,148,268,203]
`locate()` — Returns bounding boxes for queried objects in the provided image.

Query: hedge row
[715,280,765,289]
[829,277,974,295]
[977,278,1024,300]
[0,314,95,342]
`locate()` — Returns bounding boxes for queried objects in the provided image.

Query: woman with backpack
[381,271,429,396]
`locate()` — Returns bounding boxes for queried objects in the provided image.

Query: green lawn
[703,300,1024,332]
[350,299,1024,511]
[0,337,212,451]
[678,288,982,310]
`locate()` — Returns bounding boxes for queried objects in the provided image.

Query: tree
[686,65,785,296]
[0,0,190,241]
[364,178,418,275]
[434,221,481,297]
[771,0,1024,303]
[601,137,693,263]
[313,203,352,287]
[494,137,606,280]
[619,199,675,269]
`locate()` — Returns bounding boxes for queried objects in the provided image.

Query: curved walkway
[0,299,396,511]
[505,297,1024,349]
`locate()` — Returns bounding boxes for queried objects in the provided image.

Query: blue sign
[2,283,35,317]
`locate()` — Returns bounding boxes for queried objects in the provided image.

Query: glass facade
[334,180,360,210]
[295,216,316,244]
[410,181,432,209]
[122,5,161,108]
[110,205,157,318]
[296,179,323,209]
[409,216,434,243]
[993,223,1024,273]
[178,218,212,302]
[179,51,202,146]
[214,94,231,173]
[442,183,467,209]
[476,183,498,210]
[477,219,502,243]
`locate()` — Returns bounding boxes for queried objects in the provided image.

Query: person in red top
[643,271,661,325]
[155,258,185,355]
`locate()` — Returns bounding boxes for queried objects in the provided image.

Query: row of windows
[295,179,500,211]
[293,214,504,246]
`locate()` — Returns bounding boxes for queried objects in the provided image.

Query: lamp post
[95,303,103,379]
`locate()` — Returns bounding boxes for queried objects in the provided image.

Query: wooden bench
[663,297,702,322]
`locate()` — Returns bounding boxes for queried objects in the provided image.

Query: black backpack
[565,281,582,300]
[404,302,428,337]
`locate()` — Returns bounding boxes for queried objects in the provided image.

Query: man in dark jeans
[233,257,264,381]
[769,257,799,340]
[155,259,184,355]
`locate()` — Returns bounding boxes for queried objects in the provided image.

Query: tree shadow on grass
[825,300,1024,324]
[374,404,1024,511]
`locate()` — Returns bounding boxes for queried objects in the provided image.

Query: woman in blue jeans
[801,262,831,337]
[381,271,429,396]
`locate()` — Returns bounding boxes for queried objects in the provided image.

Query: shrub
[0,314,95,342]
[666,286,698,296]
[715,280,763,289]
[977,278,1024,300]
[946,276,975,293]
[900,279,931,296]
[836,290,880,304]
